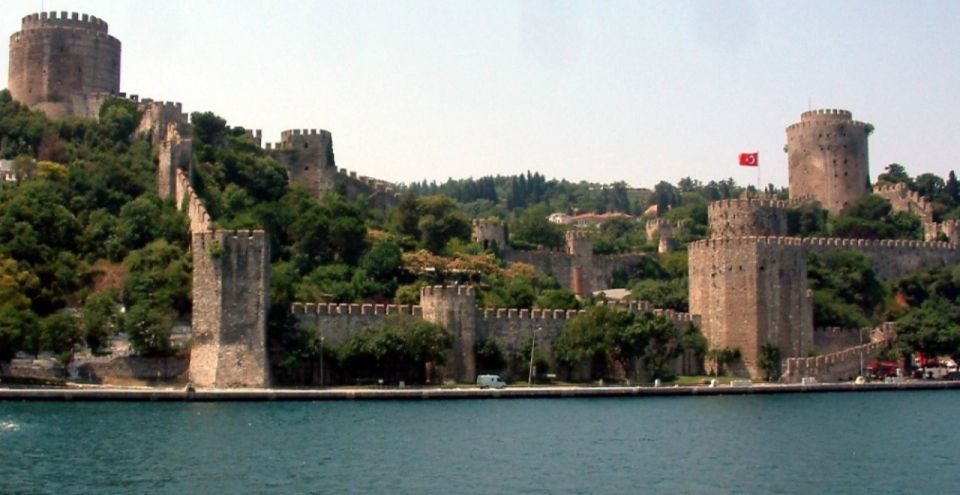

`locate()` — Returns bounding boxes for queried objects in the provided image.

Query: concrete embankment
[2,381,960,401]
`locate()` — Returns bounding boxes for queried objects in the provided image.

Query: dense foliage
[554,306,703,382]
[0,91,188,359]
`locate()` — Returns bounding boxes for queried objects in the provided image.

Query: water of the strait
[1,391,957,494]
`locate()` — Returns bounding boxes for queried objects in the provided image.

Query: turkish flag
[739,152,759,167]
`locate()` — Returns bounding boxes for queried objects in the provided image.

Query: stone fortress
[8,12,960,386]
[692,109,960,380]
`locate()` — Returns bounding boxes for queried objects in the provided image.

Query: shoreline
[2,380,960,401]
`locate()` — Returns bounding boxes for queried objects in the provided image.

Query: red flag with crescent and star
[739,152,758,167]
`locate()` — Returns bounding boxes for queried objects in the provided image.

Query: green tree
[534,289,581,310]
[417,195,471,254]
[509,204,564,249]
[555,306,635,380]
[0,304,38,359]
[81,290,120,353]
[122,303,174,357]
[877,163,913,187]
[807,251,886,327]
[40,311,83,355]
[757,341,782,382]
[632,312,685,380]
[474,337,507,374]
[99,98,142,143]
[338,314,451,384]
[706,347,741,377]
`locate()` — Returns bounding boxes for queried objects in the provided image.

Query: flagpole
[757,152,761,193]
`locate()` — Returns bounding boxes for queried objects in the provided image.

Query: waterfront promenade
[2,380,960,401]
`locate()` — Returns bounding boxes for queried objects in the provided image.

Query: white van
[476,374,507,389]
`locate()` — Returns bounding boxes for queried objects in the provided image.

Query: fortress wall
[784,325,895,382]
[925,219,960,244]
[786,109,871,214]
[73,356,189,383]
[137,100,188,144]
[190,230,270,388]
[158,124,193,201]
[800,237,960,279]
[477,308,572,377]
[873,183,934,222]
[813,327,869,354]
[174,169,212,233]
[290,303,422,344]
[592,253,646,290]
[289,289,700,382]
[264,129,399,209]
[506,250,575,292]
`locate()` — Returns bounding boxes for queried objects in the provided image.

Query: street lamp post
[528,327,541,386]
[320,335,325,387]
[859,328,864,379]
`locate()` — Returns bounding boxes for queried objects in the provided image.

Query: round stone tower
[786,109,871,215]
[8,11,121,118]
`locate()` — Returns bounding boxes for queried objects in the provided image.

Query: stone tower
[472,219,507,251]
[190,230,271,388]
[8,12,121,118]
[707,199,788,239]
[688,237,814,376]
[786,109,871,215]
[565,231,594,295]
[266,129,335,195]
[419,285,477,383]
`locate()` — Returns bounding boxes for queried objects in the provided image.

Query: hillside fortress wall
[471,220,646,296]
[156,110,270,388]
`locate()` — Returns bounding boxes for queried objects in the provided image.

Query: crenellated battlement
[421,285,476,298]
[873,182,934,222]
[192,229,267,253]
[565,230,592,241]
[784,323,896,382]
[139,99,182,112]
[645,218,672,228]
[290,302,423,317]
[709,198,789,211]
[20,12,109,33]
[785,119,871,132]
[691,235,958,252]
[786,109,870,133]
[800,108,852,121]
[480,307,584,320]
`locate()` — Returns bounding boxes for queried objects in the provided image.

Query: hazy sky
[3,0,959,189]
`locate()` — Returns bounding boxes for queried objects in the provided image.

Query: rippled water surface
[1,391,959,494]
